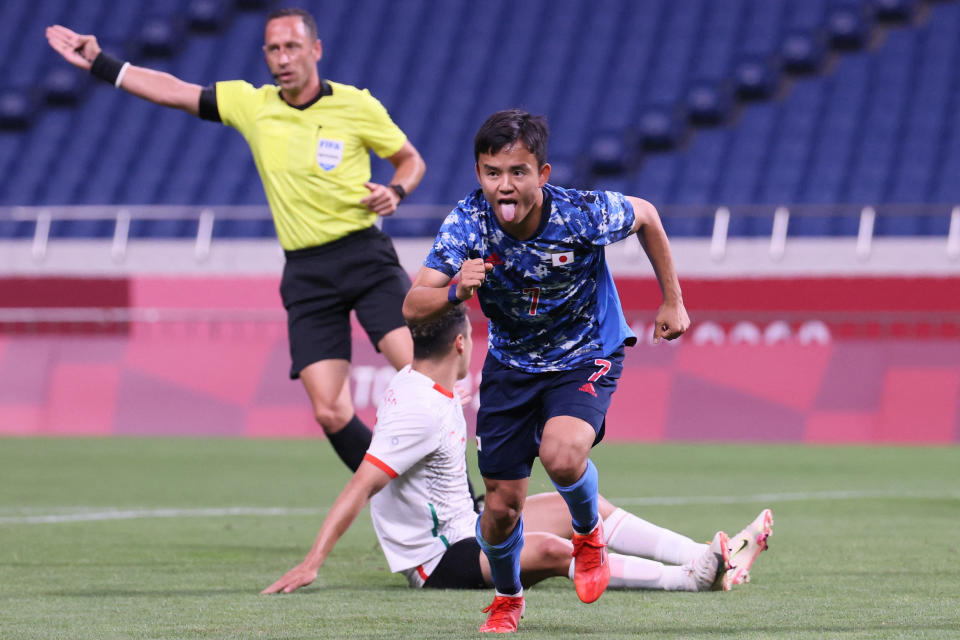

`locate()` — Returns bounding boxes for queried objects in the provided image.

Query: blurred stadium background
[1,0,959,442]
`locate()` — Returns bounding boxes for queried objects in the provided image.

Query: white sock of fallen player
[566,553,697,591]
[603,507,707,566]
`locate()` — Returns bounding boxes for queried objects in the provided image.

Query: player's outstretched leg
[602,504,708,565]
[724,508,774,590]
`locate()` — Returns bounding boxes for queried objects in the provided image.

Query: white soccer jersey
[363,366,477,586]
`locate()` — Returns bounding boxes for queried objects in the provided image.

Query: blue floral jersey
[424,183,638,372]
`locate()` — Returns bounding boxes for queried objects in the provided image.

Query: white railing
[2,204,959,274]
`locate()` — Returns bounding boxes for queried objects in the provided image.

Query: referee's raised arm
[45,25,203,116]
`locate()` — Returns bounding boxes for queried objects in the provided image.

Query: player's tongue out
[500,201,517,222]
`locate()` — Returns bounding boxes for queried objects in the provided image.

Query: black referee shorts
[423,537,487,589]
[280,226,411,379]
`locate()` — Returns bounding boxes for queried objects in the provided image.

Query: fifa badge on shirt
[550,251,574,266]
[316,138,344,171]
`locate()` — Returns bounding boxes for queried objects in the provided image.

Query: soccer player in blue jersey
[403,109,693,633]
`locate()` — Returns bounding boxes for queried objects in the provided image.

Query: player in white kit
[262,306,772,595]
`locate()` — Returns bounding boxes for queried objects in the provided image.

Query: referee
[45,9,424,471]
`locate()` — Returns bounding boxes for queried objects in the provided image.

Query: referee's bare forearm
[116,65,204,115]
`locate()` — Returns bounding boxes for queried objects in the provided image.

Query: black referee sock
[327,415,373,472]
[467,468,484,514]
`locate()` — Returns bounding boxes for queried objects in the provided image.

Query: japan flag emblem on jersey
[551,251,574,266]
[316,138,344,171]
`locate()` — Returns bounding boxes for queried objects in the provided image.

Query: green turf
[1,438,958,639]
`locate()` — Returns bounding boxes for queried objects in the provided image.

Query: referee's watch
[389,184,407,201]
[447,283,463,305]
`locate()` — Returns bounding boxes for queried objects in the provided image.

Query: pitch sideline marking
[1,489,957,525]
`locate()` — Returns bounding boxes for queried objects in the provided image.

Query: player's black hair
[409,306,469,361]
[266,7,319,41]
[474,109,549,168]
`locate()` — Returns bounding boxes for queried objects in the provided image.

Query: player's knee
[536,536,573,569]
[483,501,522,531]
[312,404,350,432]
[540,451,587,486]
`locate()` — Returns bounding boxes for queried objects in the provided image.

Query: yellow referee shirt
[215,80,407,250]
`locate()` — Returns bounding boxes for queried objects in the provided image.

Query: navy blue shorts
[475,346,625,480]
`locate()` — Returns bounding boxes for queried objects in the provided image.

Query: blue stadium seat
[594,0,660,132]
[873,0,917,22]
[128,218,197,239]
[643,0,702,106]
[546,158,579,189]
[790,205,859,236]
[381,216,444,238]
[637,106,684,151]
[0,219,34,239]
[739,0,787,56]
[41,68,85,106]
[212,218,275,238]
[825,4,871,50]
[139,16,185,58]
[188,0,230,32]
[733,55,780,99]
[673,129,727,204]
[686,82,733,125]
[633,155,678,205]
[695,0,743,81]
[6,0,960,240]
[549,0,620,160]
[49,219,115,239]
[781,30,826,73]
[786,0,828,31]
[588,131,633,176]
[0,89,34,129]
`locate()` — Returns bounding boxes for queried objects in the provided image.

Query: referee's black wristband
[389,184,407,201]
[447,283,463,305]
[90,52,128,86]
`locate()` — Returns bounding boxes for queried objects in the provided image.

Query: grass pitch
[1,438,958,639]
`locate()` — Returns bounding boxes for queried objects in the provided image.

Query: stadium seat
[733,55,780,99]
[686,81,733,125]
[6,0,960,240]
[588,131,633,175]
[825,4,871,50]
[0,89,33,129]
[128,218,198,239]
[546,158,578,189]
[872,0,917,22]
[636,106,684,151]
[0,219,34,239]
[42,68,84,105]
[381,216,445,238]
[739,0,787,56]
[49,219,115,239]
[780,30,826,73]
[187,0,230,32]
[138,16,184,58]
[212,218,274,239]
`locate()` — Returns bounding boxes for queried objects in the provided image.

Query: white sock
[603,508,707,566]
[567,553,695,591]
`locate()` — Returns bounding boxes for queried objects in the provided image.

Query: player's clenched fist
[652,299,690,344]
[455,258,493,301]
